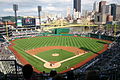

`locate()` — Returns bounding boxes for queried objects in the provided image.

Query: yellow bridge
[41,19,98,30]
[42,24,98,30]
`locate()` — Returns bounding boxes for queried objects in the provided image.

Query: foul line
[32,55,48,63]
[59,53,86,63]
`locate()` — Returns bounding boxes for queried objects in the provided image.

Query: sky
[0,0,119,17]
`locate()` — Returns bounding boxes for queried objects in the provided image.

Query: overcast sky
[0,0,119,17]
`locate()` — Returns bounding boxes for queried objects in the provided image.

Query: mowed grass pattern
[36,49,75,62]
[12,36,109,72]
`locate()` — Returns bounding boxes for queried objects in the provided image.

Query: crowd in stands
[0,41,23,79]
[69,27,92,35]
[12,30,40,35]
[92,29,120,37]
[11,31,43,40]
[0,41,15,60]
[69,27,120,37]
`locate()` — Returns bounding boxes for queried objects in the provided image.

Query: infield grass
[36,49,75,62]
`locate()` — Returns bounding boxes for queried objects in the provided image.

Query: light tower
[38,6,42,29]
[13,4,18,28]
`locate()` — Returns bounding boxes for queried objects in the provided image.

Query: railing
[0,60,22,79]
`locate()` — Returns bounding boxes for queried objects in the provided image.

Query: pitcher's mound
[44,62,61,69]
[52,53,59,56]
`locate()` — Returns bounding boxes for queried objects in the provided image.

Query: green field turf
[12,36,109,72]
[36,49,75,62]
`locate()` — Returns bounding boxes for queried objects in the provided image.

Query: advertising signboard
[35,18,40,26]
[22,18,35,26]
[17,19,22,26]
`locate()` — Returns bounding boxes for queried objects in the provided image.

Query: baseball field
[8,36,111,73]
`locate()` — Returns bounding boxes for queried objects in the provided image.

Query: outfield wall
[10,33,120,42]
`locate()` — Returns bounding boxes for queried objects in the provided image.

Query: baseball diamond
[8,36,111,73]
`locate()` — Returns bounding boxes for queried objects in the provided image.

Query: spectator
[67,70,74,80]
[85,70,100,80]
[42,71,48,77]
[22,64,33,80]
[42,71,48,80]
[48,69,57,80]
[53,74,67,80]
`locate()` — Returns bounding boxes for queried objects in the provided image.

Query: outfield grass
[12,36,109,72]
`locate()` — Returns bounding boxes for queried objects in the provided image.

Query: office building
[74,11,81,19]
[101,5,111,14]
[111,4,120,21]
[74,0,81,12]
[94,13,107,24]
[116,5,120,21]
[111,4,117,21]
[93,1,99,12]
[99,1,106,13]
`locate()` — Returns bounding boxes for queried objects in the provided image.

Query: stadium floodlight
[38,6,42,12]
[13,4,18,29]
[13,4,18,11]
[38,6,42,29]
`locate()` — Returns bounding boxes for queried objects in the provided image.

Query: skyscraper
[99,1,106,13]
[101,5,111,14]
[110,4,120,21]
[116,5,120,21]
[111,4,117,21]
[74,0,81,13]
[93,1,98,12]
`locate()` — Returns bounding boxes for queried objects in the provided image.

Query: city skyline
[0,0,119,17]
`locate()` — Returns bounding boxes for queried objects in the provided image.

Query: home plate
[44,62,61,69]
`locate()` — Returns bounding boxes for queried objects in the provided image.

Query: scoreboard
[17,18,40,26]
[22,18,36,26]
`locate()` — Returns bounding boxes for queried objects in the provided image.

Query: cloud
[3,8,13,12]
[0,0,119,17]
[3,8,37,13]
[19,8,37,13]
[44,6,57,11]
[0,0,31,3]
[43,6,64,12]
[37,0,71,3]
[48,4,53,6]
